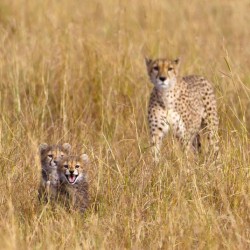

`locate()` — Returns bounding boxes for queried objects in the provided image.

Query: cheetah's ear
[173,57,181,66]
[39,143,49,154]
[80,154,89,164]
[145,57,153,68]
[62,143,71,153]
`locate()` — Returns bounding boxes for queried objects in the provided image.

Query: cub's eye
[64,165,69,169]
[153,66,159,71]
[61,154,64,157]
[75,165,80,168]
[48,154,53,158]
[168,67,173,71]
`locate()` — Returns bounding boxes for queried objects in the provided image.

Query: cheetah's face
[39,143,71,168]
[145,58,180,89]
[58,154,89,185]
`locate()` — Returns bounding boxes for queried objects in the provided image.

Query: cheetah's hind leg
[202,117,220,162]
[192,133,201,154]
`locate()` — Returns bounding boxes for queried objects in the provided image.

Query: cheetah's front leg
[148,108,169,163]
[150,133,164,163]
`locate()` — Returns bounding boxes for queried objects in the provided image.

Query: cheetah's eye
[61,154,64,157]
[64,165,69,169]
[168,67,173,71]
[153,66,159,71]
[48,154,53,158]
[75,165,80,168]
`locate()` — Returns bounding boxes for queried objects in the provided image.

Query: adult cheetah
[145,57,219,162]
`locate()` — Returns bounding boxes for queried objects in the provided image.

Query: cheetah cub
[57,154,89,213]
[145,57,219,162]
[38,143,71,202]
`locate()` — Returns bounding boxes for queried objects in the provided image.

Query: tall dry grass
[0,0,250,249]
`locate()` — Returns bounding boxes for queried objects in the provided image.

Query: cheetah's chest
[166,109,186,137]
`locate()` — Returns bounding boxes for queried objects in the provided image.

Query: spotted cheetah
[145,57,219,162]
[38,143,71,202]
[57,154,89,213]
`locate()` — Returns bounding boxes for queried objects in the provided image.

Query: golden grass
[0,0,250,249]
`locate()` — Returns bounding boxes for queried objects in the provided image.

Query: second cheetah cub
[57,154,89,213]
[145,57,219,162]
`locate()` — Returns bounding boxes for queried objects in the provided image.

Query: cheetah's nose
[159,77,166,81]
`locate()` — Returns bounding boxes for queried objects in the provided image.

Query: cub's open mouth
[66,174,78,184]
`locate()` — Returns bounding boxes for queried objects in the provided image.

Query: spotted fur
[57,154,89,213]
[145,57,219,162]
[38,143,71,202]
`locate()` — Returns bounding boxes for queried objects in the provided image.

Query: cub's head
[58,154,89,185]
[39,143,71,167]
[145,57,180,89]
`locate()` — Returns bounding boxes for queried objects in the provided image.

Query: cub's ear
[173,57,181,66]
[62,143,71,153]
[80,154,89,164]
[39,143,49,154]
[145,57,153,68]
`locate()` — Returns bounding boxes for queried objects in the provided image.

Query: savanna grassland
[0,0,250,249]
